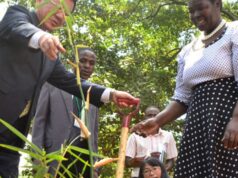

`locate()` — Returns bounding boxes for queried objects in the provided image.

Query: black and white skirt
[174,77,238,178]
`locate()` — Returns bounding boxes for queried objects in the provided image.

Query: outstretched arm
[131,101,187,136]
[48,60,138,108]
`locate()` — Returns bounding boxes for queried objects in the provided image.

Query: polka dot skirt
[174,77,238,178]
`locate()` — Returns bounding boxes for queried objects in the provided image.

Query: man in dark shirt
[0,0,138,177]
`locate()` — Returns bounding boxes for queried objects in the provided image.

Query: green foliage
[0,118,104,178]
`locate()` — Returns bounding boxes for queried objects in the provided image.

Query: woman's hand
[130,117,160,137]
[131,101,187,137]
[222,103,238,149]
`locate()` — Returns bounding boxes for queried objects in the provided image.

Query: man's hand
[110,90,139,107]
[130,117,160,137]
[126,156,145,167]
[150,152,161,159]
[165,158,175,171]
[39,34,66,60]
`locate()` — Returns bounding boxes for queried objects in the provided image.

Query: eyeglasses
[143,166,161,175]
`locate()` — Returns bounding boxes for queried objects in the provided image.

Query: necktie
[73,96,82,117]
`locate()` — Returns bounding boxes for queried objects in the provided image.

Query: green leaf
[0,119,43,155]
[0,144,41,160]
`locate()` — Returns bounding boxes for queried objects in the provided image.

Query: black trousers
[0,116,29,178]
[58,127,91,178]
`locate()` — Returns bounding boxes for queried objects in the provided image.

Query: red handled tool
[115,98,140,178]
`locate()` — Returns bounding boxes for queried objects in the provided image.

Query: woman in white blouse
[132,0,238,177]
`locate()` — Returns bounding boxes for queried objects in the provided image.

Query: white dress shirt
[126,129,178,177]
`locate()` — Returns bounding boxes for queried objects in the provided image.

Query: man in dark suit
[0,0,138,177]
[32,47,100,177]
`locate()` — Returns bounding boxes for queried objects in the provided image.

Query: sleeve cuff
[100,88,114,103]
[171,98,188,107]
[28,31,51,49]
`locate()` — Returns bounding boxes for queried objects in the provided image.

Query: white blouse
[172,21,238,105]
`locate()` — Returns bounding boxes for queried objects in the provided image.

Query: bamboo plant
[0,1,120,177]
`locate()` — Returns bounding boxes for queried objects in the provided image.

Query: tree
[2,0,238,177]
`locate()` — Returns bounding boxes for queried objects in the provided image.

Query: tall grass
[0,118,105,177]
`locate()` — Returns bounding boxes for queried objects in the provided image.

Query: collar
[31,10,40,26]
[151,128,162,136]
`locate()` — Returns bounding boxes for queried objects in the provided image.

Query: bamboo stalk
[116,127,129,178]
[71,112,91,139]
[66,59,77,68]
[85,86,92,111]
[94,158,119,168]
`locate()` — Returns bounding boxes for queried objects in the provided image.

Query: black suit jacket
[0,5,105,132]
